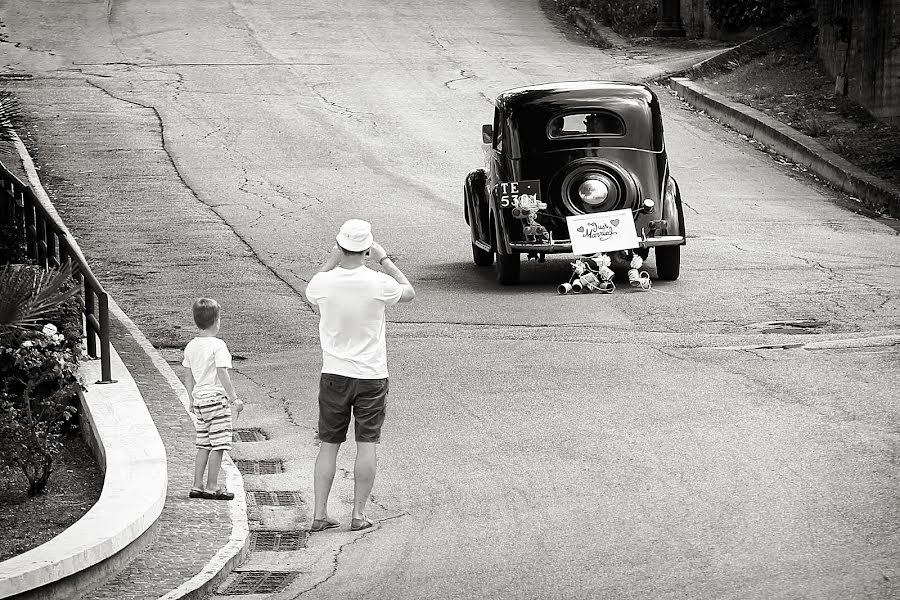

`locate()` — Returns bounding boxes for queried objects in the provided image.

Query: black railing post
[24,196,36,259]
[98,293,114,383]
[84,283,97,358]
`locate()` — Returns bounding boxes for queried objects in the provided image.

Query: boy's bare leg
[206,449,224,491]
[352,442,377,520]
[313,442,341,520]
[193,448,210,490]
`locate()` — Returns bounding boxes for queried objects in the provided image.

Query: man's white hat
[336,219,374,252]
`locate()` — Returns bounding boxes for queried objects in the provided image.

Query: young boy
[182,298,244,500]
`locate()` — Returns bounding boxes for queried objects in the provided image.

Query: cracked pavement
[1,0,899,597]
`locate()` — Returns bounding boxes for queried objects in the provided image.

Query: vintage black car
[464,81,685,285]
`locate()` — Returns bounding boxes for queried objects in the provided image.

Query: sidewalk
[80,309,247,600]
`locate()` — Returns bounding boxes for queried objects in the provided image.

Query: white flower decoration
[42,323,58,337]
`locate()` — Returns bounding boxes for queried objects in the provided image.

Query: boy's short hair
[192,298,220,330]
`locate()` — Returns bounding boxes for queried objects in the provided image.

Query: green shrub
[0,264,83,496]
[595,0,657,35]
[557,0,657,36]
[0,216,27,265]
[707,0,814,30]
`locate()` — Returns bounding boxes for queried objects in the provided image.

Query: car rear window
[547,111,626,138]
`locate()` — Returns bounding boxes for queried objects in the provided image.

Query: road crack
[84,79,315,313]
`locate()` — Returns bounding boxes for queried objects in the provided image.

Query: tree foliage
[557,0,658,36]
[707,0,815,30]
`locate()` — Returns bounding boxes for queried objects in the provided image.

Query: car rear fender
[661,174,686,242]
[465,169,491,245]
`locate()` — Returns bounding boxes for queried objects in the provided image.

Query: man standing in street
[304,219,416,532]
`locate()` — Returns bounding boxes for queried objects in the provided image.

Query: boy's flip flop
[189,489,205,499]
[350,516,374,531]
[309,518,341,532]
[201,489,235,500]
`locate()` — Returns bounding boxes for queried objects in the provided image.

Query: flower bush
[0,264,84,496]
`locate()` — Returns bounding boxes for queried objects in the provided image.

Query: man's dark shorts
[318,373,388,444]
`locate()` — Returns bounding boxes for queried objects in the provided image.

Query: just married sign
[566,209,640,255]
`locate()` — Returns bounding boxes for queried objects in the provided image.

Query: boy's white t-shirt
[305,266,402,379]
[182,336,233,404]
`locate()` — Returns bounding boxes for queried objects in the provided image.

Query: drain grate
[220,571,298,595]
[234,459,284,475]
[246,490,302,507]
[233,428,268,443]
[250,530,308,551]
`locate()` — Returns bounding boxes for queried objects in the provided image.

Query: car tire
[472,242,494,267]
[495,252,520,285]
[655,245,680,280]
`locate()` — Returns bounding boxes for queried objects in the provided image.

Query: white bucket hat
[335,219,374,252]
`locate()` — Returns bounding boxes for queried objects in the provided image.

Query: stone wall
[817,0,900,125]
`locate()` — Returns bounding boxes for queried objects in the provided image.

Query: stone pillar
[653,0,686,37]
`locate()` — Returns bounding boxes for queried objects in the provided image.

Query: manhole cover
[234,459,284,475]
[233,428,268,442]
[220,571,298,595]
[250,530,308,551]
[246,490,302,506]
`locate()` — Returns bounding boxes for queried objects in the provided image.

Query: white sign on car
[566,209,640,255]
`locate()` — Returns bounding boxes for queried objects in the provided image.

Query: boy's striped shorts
[194,400,232,450]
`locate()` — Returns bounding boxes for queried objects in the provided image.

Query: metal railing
[0,160,112,383]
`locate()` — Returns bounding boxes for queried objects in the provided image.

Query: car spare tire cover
[558,158,639,214]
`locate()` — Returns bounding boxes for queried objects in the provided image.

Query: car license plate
[495,180,541,209]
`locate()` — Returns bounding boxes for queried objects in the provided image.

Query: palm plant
[0,262,80,339]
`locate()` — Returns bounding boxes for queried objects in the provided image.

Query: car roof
[495,81,656,112]
[494,81,664,155]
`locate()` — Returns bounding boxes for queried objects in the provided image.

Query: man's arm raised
[369,241,415,303]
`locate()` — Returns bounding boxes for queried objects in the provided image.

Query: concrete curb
[669,77,900,218]
[0,347,168,599]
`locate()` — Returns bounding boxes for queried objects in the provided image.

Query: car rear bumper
[507,234,685,254]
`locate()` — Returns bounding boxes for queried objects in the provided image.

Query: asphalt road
[1,0,898,598]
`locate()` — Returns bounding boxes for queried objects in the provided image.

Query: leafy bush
[0,216,27,265]
[707,0,814,30]
[0,264,83,496]
[556,0,657,36]
[592,0,657,35]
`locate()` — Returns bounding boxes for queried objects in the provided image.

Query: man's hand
[369,241,388,263]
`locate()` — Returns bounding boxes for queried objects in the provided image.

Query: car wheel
[655,245,680,280]
[472,242,494,267]
[495,252,520,285]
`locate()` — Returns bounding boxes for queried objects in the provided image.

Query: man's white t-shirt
[182,336,233,404]
[305,266,403,379]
